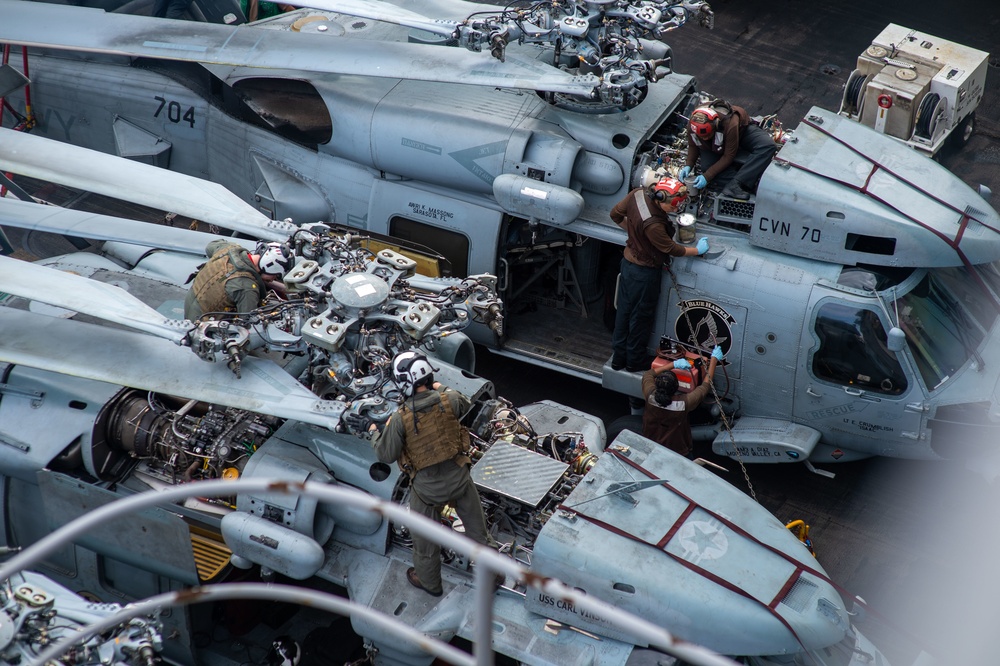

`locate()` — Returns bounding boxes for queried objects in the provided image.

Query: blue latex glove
[678,166,692,181]
[711,346,724,362]
[673,358,691,370]
[693,175,708,189]
[696,237,710,255]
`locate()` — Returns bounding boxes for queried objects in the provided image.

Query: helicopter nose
[991,392,1000,423]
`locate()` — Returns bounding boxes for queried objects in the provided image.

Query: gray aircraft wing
[0,255,192,344]
[0,128,295,242]
[0,308,342,430]
[0,198,255,256]
[0,0,599,96]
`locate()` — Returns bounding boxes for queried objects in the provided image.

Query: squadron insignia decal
[674,300,737,356]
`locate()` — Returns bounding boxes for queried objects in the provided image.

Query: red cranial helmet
[689,106,720,140]
[650,177,688,208]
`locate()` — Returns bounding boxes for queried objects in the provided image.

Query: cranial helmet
[258,242,295,277]
[689,106,720,140]
[392,350,435,397]
[265,636,301,666]
[650,177,689,208]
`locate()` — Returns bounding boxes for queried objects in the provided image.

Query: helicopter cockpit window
[812,302,907,395]
[893,267,996,391]
[974,260,1000,307]
[837,265,914,291]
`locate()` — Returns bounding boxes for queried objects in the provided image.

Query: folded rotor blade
[0,255,192,344]
[290,0,461,38]
[0,128,294,242]
[0,1,599,96]
[0,198,255,255]
[0,308,343,430]
[373,0,508,19]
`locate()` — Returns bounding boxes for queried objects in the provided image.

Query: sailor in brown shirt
[610,177,709,372]
[679,100,777,200]
[641,346,723,457]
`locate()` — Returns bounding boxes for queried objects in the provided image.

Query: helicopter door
[793,293,924,461]
[367,181,502,349]
[366,180,502,279]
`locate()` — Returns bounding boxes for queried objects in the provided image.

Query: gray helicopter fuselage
[0,354,883,665]
[0,245,883,665]
[6,7,1000,467]
[17,41,683,231]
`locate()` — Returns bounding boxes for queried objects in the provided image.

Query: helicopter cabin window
[231,78,332,146]
[893,267,996,391]
[812,302,907,395]
[390,217,468,277]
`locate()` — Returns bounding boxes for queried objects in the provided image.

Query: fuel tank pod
[221,512,325,580]
[493,174,585,226]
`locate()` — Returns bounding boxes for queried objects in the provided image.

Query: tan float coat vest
[191,245,257,314]
[398,392,467,474]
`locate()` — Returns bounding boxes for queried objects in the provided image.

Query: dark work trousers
[153,0,193,18]
[611,258,663,371]
[409,466,490,593]
[698,124,778,191]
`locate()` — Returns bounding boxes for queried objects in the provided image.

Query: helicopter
[0,569,166,664]
[0,126,898,665]
[0,0,998,472]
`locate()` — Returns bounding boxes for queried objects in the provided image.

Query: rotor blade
[0,198,256,255]
[0,308,343,430]
[0,1,599,96]
[0,128,294,242]
[380,0,508,19]
[291,0,461,38]
[0,255,192,344]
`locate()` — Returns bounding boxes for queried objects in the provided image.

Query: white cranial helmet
[265,636,300,666]
[392,351,435,397]
[258,242,294,277]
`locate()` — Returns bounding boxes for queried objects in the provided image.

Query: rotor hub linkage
[452,0,713,109]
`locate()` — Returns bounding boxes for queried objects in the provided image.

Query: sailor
[183,239,294,320]
[152,0,193,19]
[641,346,723,457]
[369,351,493,597]
[610,177,709,373]
[679,99,778,200]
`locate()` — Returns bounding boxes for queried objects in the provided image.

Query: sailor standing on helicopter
[679,100,777,200]
[611,177,708,374]
[370,351,494,597]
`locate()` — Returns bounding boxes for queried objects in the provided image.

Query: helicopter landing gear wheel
[606,414,643,443]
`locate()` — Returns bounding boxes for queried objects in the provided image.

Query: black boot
[721,180,751,200]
